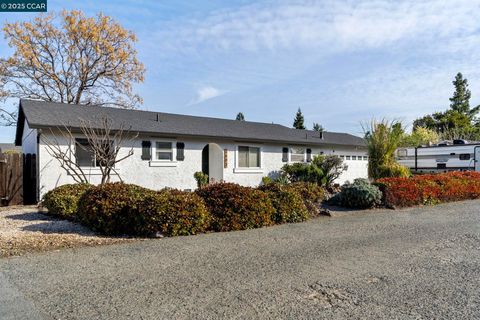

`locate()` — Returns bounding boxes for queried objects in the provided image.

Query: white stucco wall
[36,131,368,198]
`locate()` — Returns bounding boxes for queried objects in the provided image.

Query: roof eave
[30,123,365,148]
[14,101,26,146]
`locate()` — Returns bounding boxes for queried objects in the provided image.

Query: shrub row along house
[15,99,368,200]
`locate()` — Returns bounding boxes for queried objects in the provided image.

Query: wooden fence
[0,153,36,206]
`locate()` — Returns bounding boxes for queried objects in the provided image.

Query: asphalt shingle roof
[16,99,366,147]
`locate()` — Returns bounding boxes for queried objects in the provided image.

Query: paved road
[1,201,480,319]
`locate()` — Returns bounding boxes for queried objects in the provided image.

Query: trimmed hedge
[77,183,154,235]
[287,182,325,215]
[196,182,275,231]
[77,183,210,236]
[51,180,328,237]
[377,171,480,208]
[156,189,211,236]
[42,183,92,219]
[259,183,309,223]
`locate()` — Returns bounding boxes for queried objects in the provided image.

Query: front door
[201,143,224,183]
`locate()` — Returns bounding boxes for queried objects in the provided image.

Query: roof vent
[155,114,160,122]
[319,130,323,139]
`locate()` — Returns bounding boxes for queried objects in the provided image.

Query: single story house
[15,99,368,200]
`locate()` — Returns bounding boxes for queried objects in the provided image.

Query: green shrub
[196,182,275,231]
[77,183,154,235]
[330,178,382,209]
[261,176,273,185]
[280,155,347,188]
[259,183,309,223]
[194,171,209,188]
[311,155,348,188]
[156,189,211,236]
[42,183,92,219]
[281,162,325,185]
[77,183,211,237]
[377,163,411,178]
[288,182,325,215]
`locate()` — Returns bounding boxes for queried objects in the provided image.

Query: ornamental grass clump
[363,119,409,179]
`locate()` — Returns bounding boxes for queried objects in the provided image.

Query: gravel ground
[1,200,480,319]
[0,206,137,257]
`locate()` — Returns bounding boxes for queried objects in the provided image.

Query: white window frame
[150,139,177,167]
[234,144,263,173]
[289,146,307,163]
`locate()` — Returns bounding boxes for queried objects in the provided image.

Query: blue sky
[2,0,480,142]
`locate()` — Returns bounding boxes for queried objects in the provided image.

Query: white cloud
[153,0,480,53]
[190,86,225,105]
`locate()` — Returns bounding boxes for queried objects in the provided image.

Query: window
[459,153,470,160]
[155,142,173,161]
[238,146,260,168]
[340,155,345,159]
[76,138,95,167]
[290,147,305,162]
[363,156,368,161]
[351,156,357,160]
[346,155,351,160]
[75,138,112,167]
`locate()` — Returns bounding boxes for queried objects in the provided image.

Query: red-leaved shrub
[376,171,480,208]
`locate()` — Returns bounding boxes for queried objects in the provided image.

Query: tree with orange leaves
[0,10,145,125]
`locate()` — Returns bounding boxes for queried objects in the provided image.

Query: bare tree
[43,116,138,184]
[0,107,17,126]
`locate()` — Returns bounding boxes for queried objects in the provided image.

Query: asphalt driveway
[1,200,480,319]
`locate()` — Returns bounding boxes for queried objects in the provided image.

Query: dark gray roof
[15,99,365,147]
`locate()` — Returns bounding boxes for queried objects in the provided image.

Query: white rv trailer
[396,140,480,173]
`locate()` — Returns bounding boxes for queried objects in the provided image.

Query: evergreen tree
[293,108,306,129]
[235,112,245,121]
[413,72,480,139]
[449,72,474,116]
[313,123,324,132]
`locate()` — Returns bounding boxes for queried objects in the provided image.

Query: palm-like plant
[362,119,404,180]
